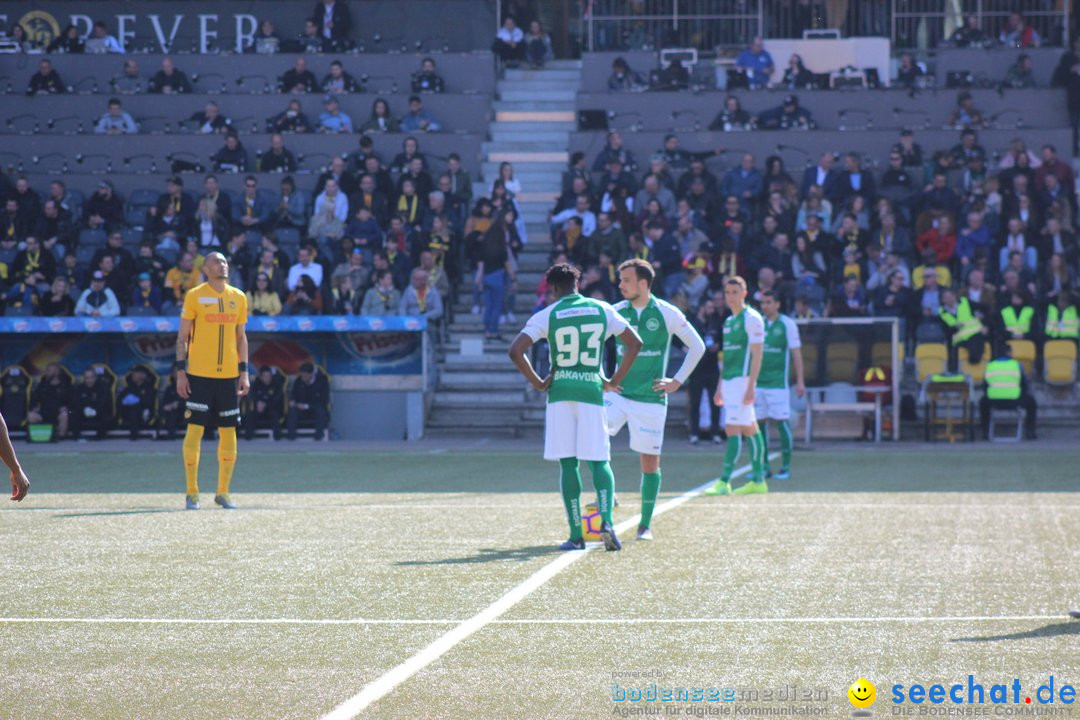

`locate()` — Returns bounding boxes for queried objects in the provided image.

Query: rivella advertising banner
[0,316,425,378]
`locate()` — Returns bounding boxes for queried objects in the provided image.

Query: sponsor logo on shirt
[555,307,601,319]
[204,313,238,323]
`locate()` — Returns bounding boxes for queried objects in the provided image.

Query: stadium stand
[1,4,1078,443]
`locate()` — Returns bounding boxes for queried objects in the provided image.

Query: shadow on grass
[394,545,560,566]
[951,621,1080,643]
[54,508,188,518]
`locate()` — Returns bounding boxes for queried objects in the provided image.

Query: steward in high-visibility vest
[984,359,1022,400]
[979,344,1037,440]
[999,294,1036,340]
[939,295,986,345]
[938,290,987,369]
[1046,294,1079,340]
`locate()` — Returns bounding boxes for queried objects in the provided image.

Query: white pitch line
[318,456,774,720]
[0,615,1064,627]
[0,617,458,626]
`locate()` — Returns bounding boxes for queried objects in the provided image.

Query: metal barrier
[585,0,763,51]
[580,0,1069,51]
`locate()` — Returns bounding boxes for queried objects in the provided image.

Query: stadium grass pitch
[1,444,1078,720]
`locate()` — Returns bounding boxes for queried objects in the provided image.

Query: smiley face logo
[848,679,876,709]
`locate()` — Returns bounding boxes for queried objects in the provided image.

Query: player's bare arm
[603,326,642,393]
[793,346,806,398]
[236,324,251,397]
[175,317,193,399]
[508,333,551,392]
[0,412,29,501]
[743,342,763,405]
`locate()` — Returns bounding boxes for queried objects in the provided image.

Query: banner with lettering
[0,316,425,378]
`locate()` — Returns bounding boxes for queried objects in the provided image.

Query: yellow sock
[217,427,237,496]
[183,424,205,496]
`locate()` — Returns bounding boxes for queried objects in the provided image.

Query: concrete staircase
[427,60,583,436]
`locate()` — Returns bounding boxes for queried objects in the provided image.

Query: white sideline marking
[0,614,1063,627]
[318,456,773,720]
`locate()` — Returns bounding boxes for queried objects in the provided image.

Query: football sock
[778,420,793,469]
[640,471,661,529]
[748,431,765,480]
[559,457,583,542]
[759,423,769,458]
[216,427,237,496]
[183,424,205,496]
[588,460,615,525]
[721,435,742,481]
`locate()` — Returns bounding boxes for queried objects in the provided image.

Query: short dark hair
[618,258,655,287]
[546,263,581,295]
[725,275,748,292]
[760,289,778,301]
[408,95,421,104]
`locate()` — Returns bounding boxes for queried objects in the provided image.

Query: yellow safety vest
[1046,305,1079,339]
[1000,305,1034,336]
[985,359,1022,400]
[938,297,984,344]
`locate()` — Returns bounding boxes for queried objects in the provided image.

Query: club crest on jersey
[645,318,660,331]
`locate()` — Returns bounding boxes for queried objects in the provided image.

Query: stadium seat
[4,305,34,317]
[822,382,858,404]
[0,365,31,433]
[75,244,99,267]
[1043,340,1077,386]
[122,228,144,253]
[1007,339,1036,376]
[958,343,991,384]
[825,342,858,383]
[870,341,903,370]
[915,343,947,382]
[125,189,159,228]
[126,306,157,317]
[77,228,107,248]
[256,188,279,212]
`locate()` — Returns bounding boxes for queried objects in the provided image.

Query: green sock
[721,435,742,481]
[748,432,764,481]
[588,460,615,525]
[640,471,661,529]
[559,457,583,542]
[778,420,793,469]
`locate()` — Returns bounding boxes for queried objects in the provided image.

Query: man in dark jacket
[71,368,113,440]
[245,366,284,440]
[117,366,156,440]
[312,0,353,46]
[286,363,329,440]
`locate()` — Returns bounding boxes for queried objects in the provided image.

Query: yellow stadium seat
[915,343,947,382]
[1044,340,1077,386]
[1007,339,1036,376]
[958,343,991,384]
[871,341,904,369]
[826,342,858,383]
[800,344,817,378]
